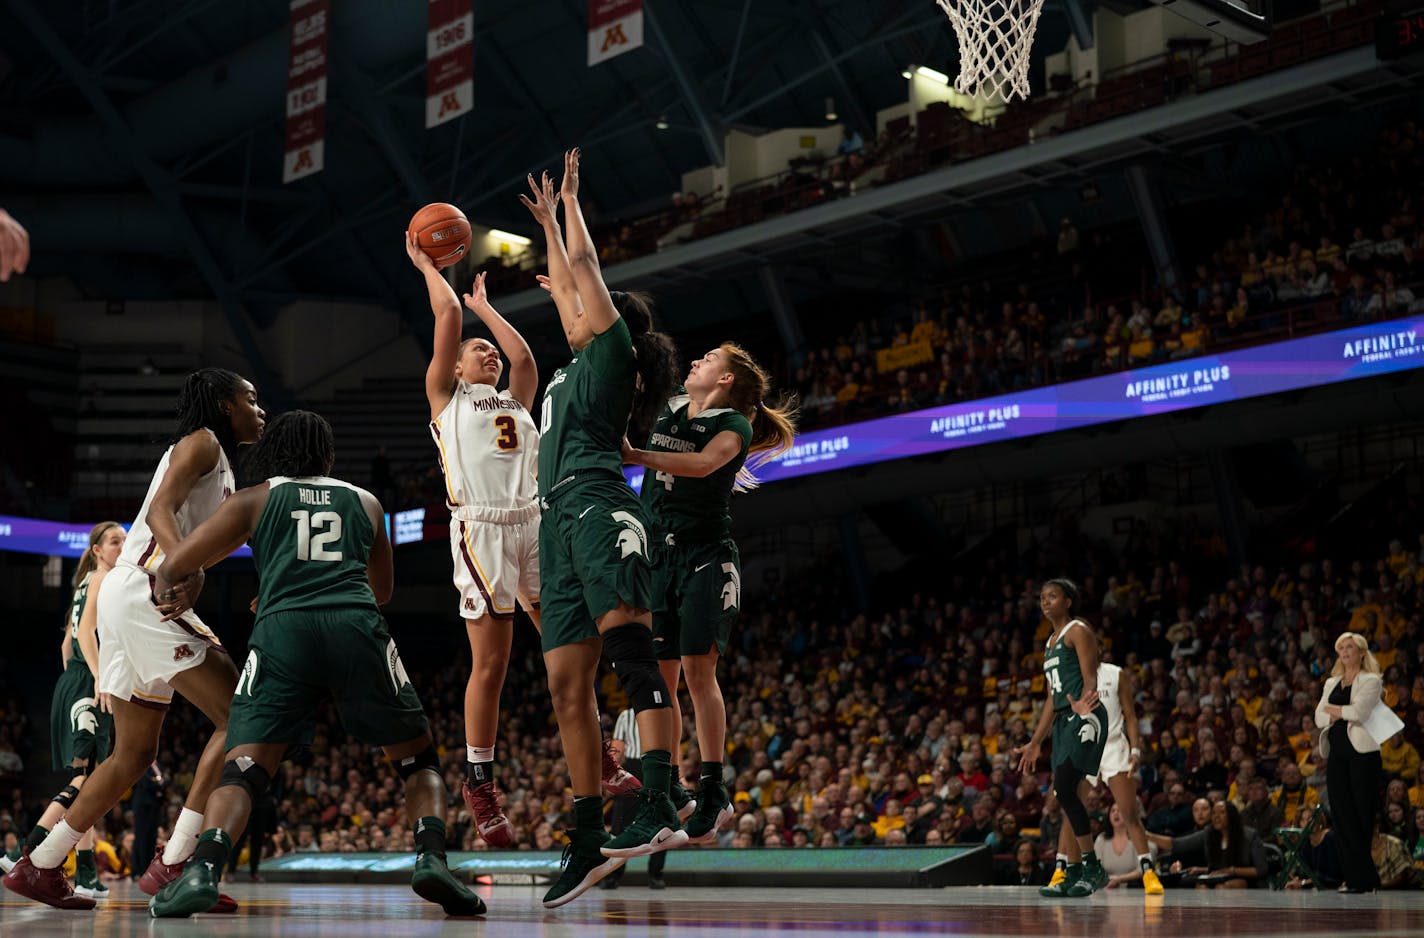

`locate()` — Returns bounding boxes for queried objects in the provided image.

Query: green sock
[1084,854,1102,869]
[1067,861,1083,875]
[414,817,446,859]
[642,749,672,794]
[574,795,603,832]
[700,761,723,790]
[191,829,232,872]
[75,849,96,877]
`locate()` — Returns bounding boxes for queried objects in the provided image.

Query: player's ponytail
[719,342,798,492]
[73,521,123,588]
[171,367,247,459]
[612,291,680,442]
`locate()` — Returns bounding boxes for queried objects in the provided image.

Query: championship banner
[588,0,643,66]
[876,340,936,373]
[283,0,328,183]
[427,0,474,128]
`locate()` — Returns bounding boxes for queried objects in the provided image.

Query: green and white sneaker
[1066,857,1109,897]
[601,789,689,859]
[0,846,22,874]
[543,830,625,909]
[411,852,486,916]
[74,870,109,900]
[670,780,697,823]
[1039,863,1079,897]
[684,783,733,844]
[149,860,220,918]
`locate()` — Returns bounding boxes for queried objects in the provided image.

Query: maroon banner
[427,0,474,128]
[588,0,642,66]
[283,0,328,183]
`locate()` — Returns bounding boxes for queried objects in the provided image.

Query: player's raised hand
[462,271,490,313]
[404,230,437,273]
[518,172,559,227]
[535,273,554,293]
[560,148,580,201]
[0,208,30,282]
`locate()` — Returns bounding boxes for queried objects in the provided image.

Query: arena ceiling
[0,1,1083,331]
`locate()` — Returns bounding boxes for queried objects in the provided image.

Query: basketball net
[936,0,1045,102]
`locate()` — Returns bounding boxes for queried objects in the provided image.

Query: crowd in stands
[789,119,1424,429]
[9,506,1424,890]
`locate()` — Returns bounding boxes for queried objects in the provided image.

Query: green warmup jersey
[538,317,636,503]
[250,476,378,620]
[641,391,753,543]
[1044,620,1089,711]
[66,572,92,666]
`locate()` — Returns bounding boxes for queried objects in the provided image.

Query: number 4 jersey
[641,391,753,544]
[250,477,379,619]
[431,381,539,510]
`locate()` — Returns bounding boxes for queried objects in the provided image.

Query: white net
[936,0,1046,102]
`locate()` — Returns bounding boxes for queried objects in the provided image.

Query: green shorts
[1050,702,1110,778]
[538,479,654,653]
[227,607,430,749]
[49,661,112,771]
[652,537,740,661]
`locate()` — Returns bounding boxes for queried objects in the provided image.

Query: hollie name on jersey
[648,432,697,452]
[468,396,524,412]
[298,488,332,505]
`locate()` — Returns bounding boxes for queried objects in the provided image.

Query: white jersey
[430,381,539,510]
[1098,662,1124,742]
[119,432,234,574]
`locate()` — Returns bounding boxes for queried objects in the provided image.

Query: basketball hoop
[935,0,1045,102]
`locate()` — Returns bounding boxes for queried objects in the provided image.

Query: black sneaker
[670,780,697,822]
[684,782,733,844]
[601,790,689,858]
[543,830,625,909]
[411,852,486,916]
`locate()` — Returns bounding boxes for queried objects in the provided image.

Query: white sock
[467,745,495,763]
[162,808,205,865]
[30,820,84,870]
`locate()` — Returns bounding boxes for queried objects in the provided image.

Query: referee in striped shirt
[602,708,668,889]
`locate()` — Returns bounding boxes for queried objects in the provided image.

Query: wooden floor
[3,881,1424,937]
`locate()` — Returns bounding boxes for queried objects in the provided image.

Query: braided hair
[246,410,336,480]
[611,291,680,442]
[170,368,248,459]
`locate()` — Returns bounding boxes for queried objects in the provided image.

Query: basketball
[407,202,471,269]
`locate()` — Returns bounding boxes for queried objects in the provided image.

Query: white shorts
[1088,732,1132,786]
[97,563,224,708]
[449,504,541,622]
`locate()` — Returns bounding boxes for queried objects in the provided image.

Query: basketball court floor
[4,883,1424,937]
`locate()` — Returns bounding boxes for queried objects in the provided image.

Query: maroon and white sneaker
[138,855,186,895]
[1,855,96,910]
[463,780,515,848]
[602,738,642,796]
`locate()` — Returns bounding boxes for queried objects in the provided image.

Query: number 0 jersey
[430,381,539,510]
[640,391,753,544]
[250,476,378,621]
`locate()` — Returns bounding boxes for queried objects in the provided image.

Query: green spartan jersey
[538,317,636,503]
[66,573,92,666]
[641,391,753,543]
[250,477,378,620]
[1044,621,1089,711]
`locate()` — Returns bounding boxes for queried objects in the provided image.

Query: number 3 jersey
[250,476,377,620]
[640,391,753,544]
[431,381,539,510]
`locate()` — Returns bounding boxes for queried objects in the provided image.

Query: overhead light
[915,65,951,85]
[488,228,531,246]
[901,67,913,79]
[824,97,837,121]
[655,114,669,130]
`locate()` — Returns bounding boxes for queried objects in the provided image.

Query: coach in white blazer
[1314,632,1384,893]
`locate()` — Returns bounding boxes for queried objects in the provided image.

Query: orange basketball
[408,202,472,269]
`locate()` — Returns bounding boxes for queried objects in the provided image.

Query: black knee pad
[394,745,440,782]
[51,784,81,809]
[603,624,671,712]
[1053,763,1091,837]
[218,756,272,803]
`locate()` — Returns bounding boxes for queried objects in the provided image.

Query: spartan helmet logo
[721,562,741,611]
[70,698,98,735]
[1077,712,1102,745]
[611,511,648,559]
